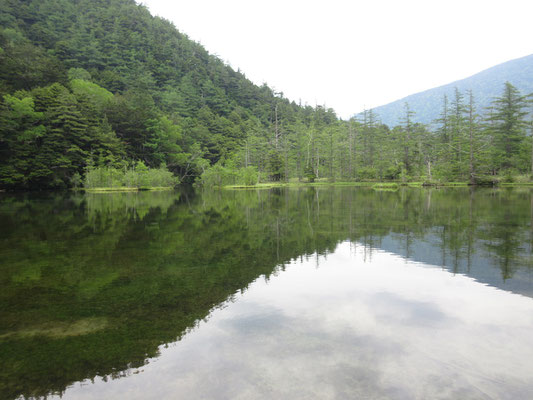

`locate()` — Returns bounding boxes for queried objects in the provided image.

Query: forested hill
[369,54,533,126]
[2,0,532,190]
[0,0,337,189]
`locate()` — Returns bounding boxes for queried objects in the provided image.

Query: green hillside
[1,0,532,188]
[0,0,338,189]
[370,54,533,126]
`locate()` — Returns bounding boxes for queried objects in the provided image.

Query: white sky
[140,0,533,119]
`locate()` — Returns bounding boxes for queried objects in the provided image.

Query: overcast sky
[140,0,533,119]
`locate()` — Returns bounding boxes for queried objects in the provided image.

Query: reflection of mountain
[378,234,533,298]
[1,187,533,399]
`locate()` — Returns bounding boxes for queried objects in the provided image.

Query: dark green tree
[487,82,529,172]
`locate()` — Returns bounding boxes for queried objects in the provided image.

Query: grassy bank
[222,181,533,190]
[500,182,533,187]
[222,181,474,190]
[82,186,174,193]
[224,182,376,190]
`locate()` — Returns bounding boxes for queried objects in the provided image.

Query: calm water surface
[1,187,533,399]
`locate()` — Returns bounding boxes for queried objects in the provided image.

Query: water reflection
[54,244,533,399]
[1,187,533,399]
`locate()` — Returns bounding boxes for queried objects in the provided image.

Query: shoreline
[80,187,174,193]
[3,182,533,193]
[221,181,533,190]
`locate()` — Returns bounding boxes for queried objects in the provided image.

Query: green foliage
[357,166,377,181]
[197,163,258,187]
[399,168,410,183]
[384,165,401,180]
[67,68,91,81]
[70,79,113,109]
[488,82,529,171]
[0,0,303,189]
[239,166,258,186]
[472,175,496,186]
[70,172,82,188]
[196,164,234,187]
[501,169,517,183]
[304,165,316,182]
[84,163,178,189]
[0,0,532,190]
[267,150,285,181]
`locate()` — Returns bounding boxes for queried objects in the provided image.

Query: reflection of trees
[476,190,532,280]
[198,186,533,284]
[85,191,178,225]
[1,187,533,399]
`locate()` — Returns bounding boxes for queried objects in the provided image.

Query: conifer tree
[487,82,528,172]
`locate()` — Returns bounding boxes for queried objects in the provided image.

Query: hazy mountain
[368,54,533,127]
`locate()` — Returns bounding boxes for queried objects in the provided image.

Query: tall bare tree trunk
[274,103,279,150]
[468,90,475,185]
[531,123,533,178]
[348,121,353,179]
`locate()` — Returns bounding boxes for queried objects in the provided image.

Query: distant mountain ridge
[368,54,533,127]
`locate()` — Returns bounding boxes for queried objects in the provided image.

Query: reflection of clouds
[371,292,452,327]
[55,242,533,400]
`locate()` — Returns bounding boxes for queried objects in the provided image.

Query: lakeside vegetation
[1,0,533,191]
[82,162,178,191]
[83,187,173,192]
[221,180,470,190]
[198,83,533,188]
[220,179,533,190]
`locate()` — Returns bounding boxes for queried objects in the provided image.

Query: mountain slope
[370,54,533,126]
[0,0,339,189]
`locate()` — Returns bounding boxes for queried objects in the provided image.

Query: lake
[1,187,533,399]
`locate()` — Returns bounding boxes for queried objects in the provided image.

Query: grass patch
[403,181,469,187]
[83,186,173,193]
[223,181,377,189]
[224,181,481,190]
[222,180,533,190]
[440,182,469,187]
[373,182,399,190]
[500,182,533,187]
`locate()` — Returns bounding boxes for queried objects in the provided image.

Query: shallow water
[1,187,533,399]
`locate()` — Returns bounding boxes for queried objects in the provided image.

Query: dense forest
[1,0,532,190]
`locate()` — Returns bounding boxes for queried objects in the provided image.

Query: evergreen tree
[488,82,529,172]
